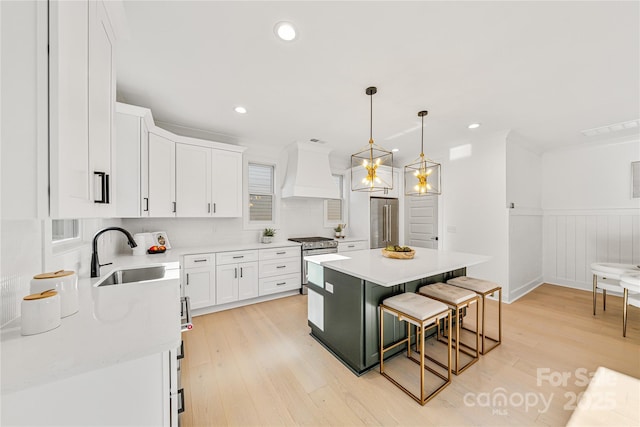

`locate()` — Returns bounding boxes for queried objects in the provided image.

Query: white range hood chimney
[281,141,340,199]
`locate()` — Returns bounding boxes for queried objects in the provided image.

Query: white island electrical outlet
[325,282,334,293]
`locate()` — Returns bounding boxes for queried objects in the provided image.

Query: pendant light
[404,110,441,196]
[351,87,394,192]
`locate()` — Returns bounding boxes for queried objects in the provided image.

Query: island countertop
[306,247,491,287]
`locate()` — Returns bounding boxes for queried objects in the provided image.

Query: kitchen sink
[96,266,166,287]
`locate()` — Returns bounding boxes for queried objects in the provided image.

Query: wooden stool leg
[593,274,597,315]
[379,307,385,373]
[623,289,628,337]
[481,295,486,354]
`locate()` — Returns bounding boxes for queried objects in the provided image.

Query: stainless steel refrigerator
[370,197,399,248]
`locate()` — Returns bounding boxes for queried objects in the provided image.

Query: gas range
[288,236,338,251]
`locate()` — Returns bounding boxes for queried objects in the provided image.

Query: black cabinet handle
[143,197,149,212]
[233,255,244,259]
[193,259,207,263]
[177,388,185,414]
[234,268,237,279]
[186,273,189,285]
[276,282,286,286]
[94,171,109,204]
[207,203,211,213]
[177,341,184,360]
[276,251,286,255]
[172,202,176,213]
[240,267,243,278]
[276,265,286,269]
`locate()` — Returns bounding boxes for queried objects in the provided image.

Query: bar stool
[620,273,640,337]
[418,283,479,375]
[591,263,640,315]
[447,276,502,355]
[380,292,451,405]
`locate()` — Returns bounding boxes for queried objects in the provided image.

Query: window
[52,219,80,243]
[324,174,345,226]
[248,163,275,222]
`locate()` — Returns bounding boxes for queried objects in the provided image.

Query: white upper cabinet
[148,132,176,217]
[115,103,151,217]
[49,0,122,218]
[176,143,211,217]
[115,102,246,219]
[211,150,242,217]
[87,0,116,217]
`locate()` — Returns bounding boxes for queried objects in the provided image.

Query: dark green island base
[308,266,466,376]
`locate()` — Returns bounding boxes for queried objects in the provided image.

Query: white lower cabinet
[183,254,216,309]
[338,239,368,252]
[215,250,259,304]
[258,247,302,295]
[182,246,301,312]
[1,350,176,426]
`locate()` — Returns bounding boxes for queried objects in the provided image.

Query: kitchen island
[306,248,490,375]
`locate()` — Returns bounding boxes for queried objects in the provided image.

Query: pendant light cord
[369,92,373,144]
[420,113,424,156]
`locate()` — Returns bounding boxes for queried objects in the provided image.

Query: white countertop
[1,261,181,394]
[308,248,491,287]
[1,240,301,394]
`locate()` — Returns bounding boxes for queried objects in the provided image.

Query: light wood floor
[181,284,640,426]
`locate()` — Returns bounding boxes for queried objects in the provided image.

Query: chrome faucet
[91,227,138,277]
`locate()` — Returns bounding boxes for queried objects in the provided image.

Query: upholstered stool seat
[379,293,451,405]
[418,283,479,374]
[620,273,640,337]
[447,276,502,354]
[591,263,640,316]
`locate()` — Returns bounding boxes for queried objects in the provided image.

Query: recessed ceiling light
[234,106,247,114]
[274,21,297,41]
[392,148,400,152]
[468,123,481,129]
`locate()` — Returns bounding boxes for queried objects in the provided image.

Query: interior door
[405,195,439,249]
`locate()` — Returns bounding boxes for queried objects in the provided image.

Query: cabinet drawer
[259,246,301,260]
[338,240,368,252]
[183,254,214,268]
[216,250,258,265]
[259,273,301,296]
[258,257,301,278]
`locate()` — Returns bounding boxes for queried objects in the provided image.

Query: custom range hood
[281,141,340,199]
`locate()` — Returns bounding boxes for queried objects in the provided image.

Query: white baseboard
[543,277,624,296]
[508,276,544,303]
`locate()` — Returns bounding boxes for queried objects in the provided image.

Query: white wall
[542,138,640,290]
[506,132,543,301]
[542,139,640,210]
[440,131,510,295]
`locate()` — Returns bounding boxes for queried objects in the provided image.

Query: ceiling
[116,1,639,163]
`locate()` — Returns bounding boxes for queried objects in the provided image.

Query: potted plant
[262,228,276,243]
[334,224,342,238]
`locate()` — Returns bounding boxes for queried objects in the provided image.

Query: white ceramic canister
[132,233,151,256]
[30,270,79,318]
[21,290,61,336]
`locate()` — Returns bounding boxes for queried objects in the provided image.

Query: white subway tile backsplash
[1,219,42,327]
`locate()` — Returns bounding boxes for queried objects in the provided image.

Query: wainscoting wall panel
[543,209,640,291]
